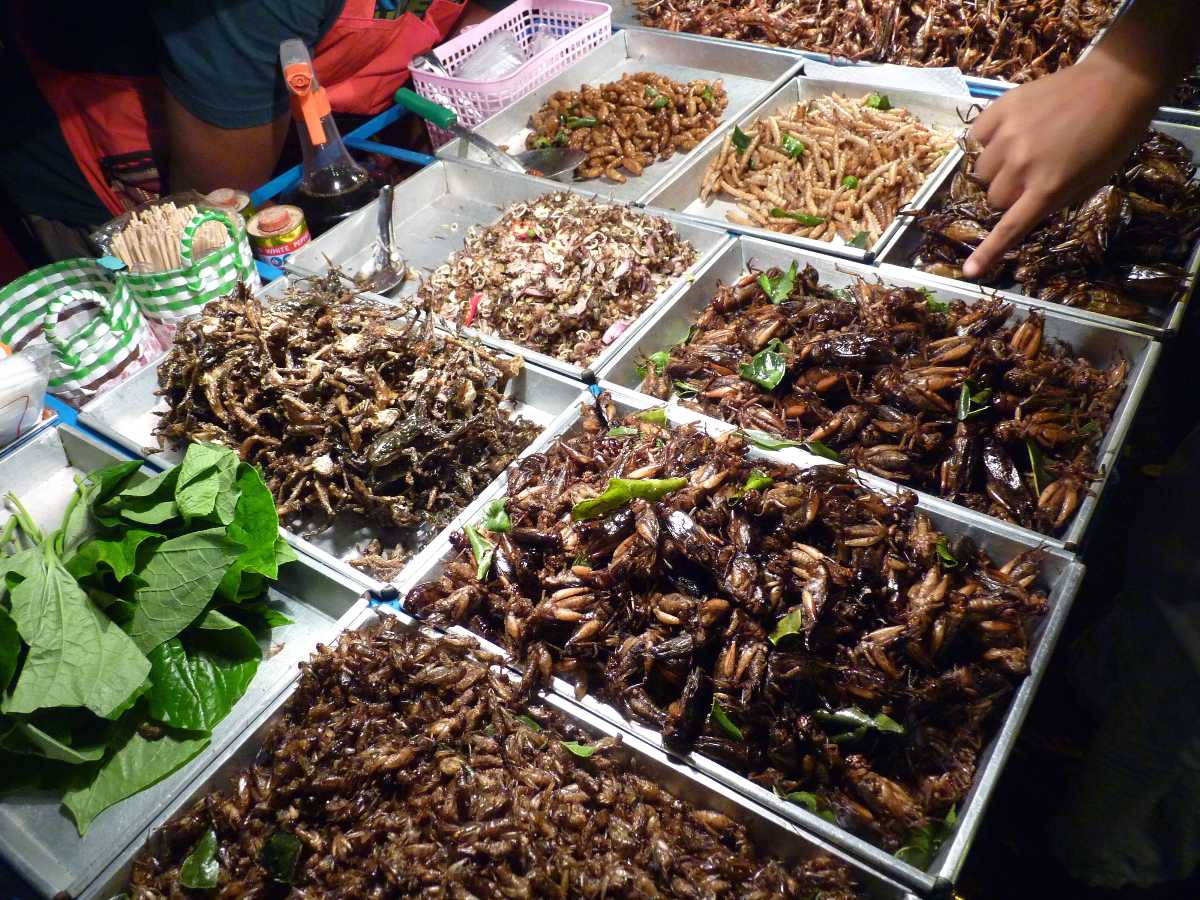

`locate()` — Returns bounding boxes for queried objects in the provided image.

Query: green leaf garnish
[781,133,805,159]
[533,136,552,149]
[896,805,958,869]
[770,208,826,227]
[769,607,804,645]
[731,126,751,153]
[864,92,892,110]
[841,175,860,189]
[464,524,495,581]
[737,429,804,451]
[934,537,958,569]
[738,339,789,391]
[517,714,543,732]
[645,86,658,98]
[608,426,639,437]
[480,498,511,533]
[635,349,671,380]
[956,380,992,421]
[847,230,870,249]
[673,380,701,399]
[260,831,302,884]
[1026,438,1048,496]
[756,261,799,304]
[565,116,598,129]
[701,86,715,104]
[180,829,220,889]
[815,707,905,744]
[637,407,668,426]
[560,740,596,758]
[740,469,775,495]
[710,698,744,740]
[803,439,842,462]
[571,477,688,521]
[652,95,670,110]
[775,786,838,823]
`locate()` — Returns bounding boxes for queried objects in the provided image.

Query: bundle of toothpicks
[109,201,230,273]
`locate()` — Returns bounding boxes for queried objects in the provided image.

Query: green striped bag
[0,260,154,405]
[121,208,258,324]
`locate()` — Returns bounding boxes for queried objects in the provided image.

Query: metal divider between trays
[378,384,1086,897]
[0,423,372,900]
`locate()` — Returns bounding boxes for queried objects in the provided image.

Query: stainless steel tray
[85,603,912,900]
[77,346,585,592]
[877,118,1200,339]
[393,386,1086,896]
[284,159,732,380]
[639,74,969,263]
[437,29,803,204]
[0,424,368,900]
[0,410,58,462]
[596,236,1160,551]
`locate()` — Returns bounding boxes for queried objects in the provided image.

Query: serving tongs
[395,88,586,182]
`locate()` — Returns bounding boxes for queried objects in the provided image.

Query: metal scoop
[357,183,408,294]
[395,88,587,182]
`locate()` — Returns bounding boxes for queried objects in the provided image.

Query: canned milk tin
[205,188,255,221]
[247,206,311,268]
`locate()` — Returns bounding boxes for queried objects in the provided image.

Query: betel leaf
[608,426,639,437]
[63,725,210,834]
[709,699,743,741]
[0,604,19,693]
[731,126,751,153]
[1026,438,1049,496]
[737,429,804,451]
[260,831,303,884]
[560,740,596,758]
[781,133,805,159]
[934,537,958,569]
[464,525,494,582]
[128,528,245,653]
[180,828,220,890]
[58,462,142,558]
[769,607,804,646]
[638,407,668,426]
[102,467,180,527]
[3,718,109,765]
[847,230,870,249]
[175,443,239,524]
[770,208,826,227]
[775,786,837,823]
[2,551,150,720]
[145,609,261,733]
[217,463,296,603]
[757,261,799,304]
[864,92,892,110]
[571,477,688,521]
[66,530,160,583]
[739,339,789,391]
[480,499,511,533]
[803,439,842,462]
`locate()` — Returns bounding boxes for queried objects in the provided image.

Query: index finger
[962,190,1049,278]
[968,100,1003,147]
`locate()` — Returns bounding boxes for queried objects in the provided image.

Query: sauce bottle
[280,38,380,236]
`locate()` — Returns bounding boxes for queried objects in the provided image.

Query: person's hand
[963,55,1159,278]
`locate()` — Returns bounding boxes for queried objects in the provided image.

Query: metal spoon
[395,88,587,182]
[358,183,407,294]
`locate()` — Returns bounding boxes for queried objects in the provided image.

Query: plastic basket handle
[42,289,115,365]
[180,208,243,269]
[395,88,458,129]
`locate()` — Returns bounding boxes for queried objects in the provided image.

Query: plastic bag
[0,344,51,449]
[453,30,527,82]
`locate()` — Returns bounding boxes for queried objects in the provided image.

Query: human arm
[962,0,1200,278]
[162,96,290,195]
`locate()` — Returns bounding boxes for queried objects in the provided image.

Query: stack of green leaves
[0,443,296,834]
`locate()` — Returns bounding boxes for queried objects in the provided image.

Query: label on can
[247,206,311,267]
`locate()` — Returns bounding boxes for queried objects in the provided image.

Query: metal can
[247,206,311,268]
[205,188,255,221]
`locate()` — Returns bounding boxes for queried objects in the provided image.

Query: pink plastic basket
[410,0,612,146]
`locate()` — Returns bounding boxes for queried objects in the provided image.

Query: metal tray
[0,424,368,900]
[85,603,912,900]
[76,345,585,592]
[283,159,732,380]
[639,74,969,263]
[878,118,1200,339]
[437,29,803,204]
[0,410,58,462]
[393,386,1086,897]
[596,236,1160,551]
